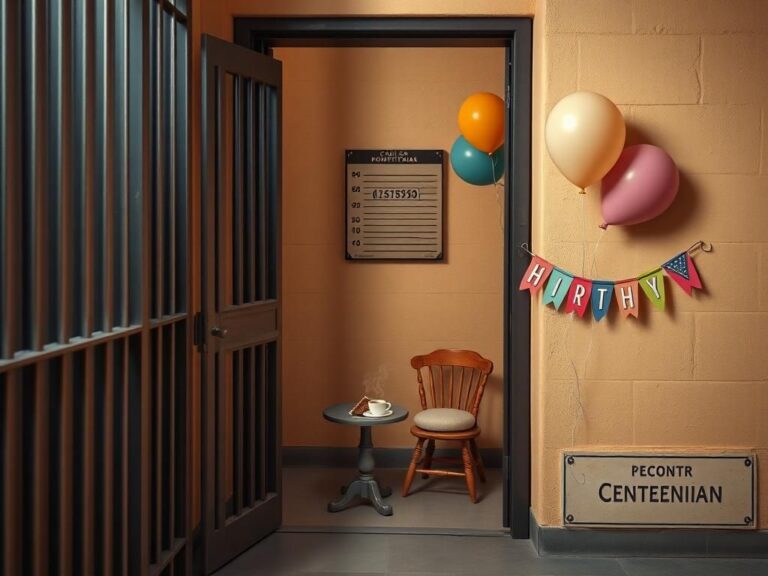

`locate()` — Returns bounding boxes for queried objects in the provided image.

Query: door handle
[211,326,228,338]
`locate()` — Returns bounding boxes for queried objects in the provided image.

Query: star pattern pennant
[662,252,689,280]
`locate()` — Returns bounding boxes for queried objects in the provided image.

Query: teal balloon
[450,136,504,186]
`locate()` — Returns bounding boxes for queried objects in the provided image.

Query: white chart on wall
[346,150,444,260]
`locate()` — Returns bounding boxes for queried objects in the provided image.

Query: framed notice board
[346,150,444,260]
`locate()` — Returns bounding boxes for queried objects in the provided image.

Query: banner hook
[686,240,713,255]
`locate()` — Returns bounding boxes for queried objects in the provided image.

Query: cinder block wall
[531,0,768,527]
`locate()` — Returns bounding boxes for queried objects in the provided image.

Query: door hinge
[193,312,206,351]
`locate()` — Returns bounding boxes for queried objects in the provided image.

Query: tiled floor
[213,532,768,575]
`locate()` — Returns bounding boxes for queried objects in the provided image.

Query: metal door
[200,34,281,573]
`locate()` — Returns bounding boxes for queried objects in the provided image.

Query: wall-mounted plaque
[346,150,444,260]
[563,452,757,529]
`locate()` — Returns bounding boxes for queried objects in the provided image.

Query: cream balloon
[545,91,626,191]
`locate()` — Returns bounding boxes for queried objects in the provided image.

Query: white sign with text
[563,452,756,529]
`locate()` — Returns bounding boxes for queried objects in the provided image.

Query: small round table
[323,402,408,516]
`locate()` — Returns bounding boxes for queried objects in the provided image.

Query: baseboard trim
[283,446,502,469]
[279,525,509,537]
[530,509,768,557]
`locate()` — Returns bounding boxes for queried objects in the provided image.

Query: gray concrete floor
[213,467,768,575]
[282,467,503,532]
[213,532,768,575]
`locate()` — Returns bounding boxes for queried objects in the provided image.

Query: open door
[200,34,282,573]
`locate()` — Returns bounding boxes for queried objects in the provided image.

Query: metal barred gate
[0,1,190,574]
[200,35,282,573]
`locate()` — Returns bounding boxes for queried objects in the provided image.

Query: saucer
[363,409,393,418]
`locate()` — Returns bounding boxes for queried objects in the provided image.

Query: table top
[323,402,408,426]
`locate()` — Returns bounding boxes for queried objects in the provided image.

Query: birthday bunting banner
[519,245,708,321]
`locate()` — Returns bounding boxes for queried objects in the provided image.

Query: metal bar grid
[0,1,191,574]
[115,0,129,329]
[1,0,21,359]
[95,0,115,332]
[233,75,243,307]
[165,9,177,316]
[151,0,164,321]
[245,79,256,304]
[256,85,268,301]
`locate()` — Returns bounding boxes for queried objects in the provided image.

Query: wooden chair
[402,349,494,503]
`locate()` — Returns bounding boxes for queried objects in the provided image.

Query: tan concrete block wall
[534,0,768,528]
[634,0,768,35]
[579,35,701,104]
[545,0,632,34]
[703,35,768,104]
[761,246,768,310]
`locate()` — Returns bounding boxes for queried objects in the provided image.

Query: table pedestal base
[327,425,393,516]
[329,474,393,516]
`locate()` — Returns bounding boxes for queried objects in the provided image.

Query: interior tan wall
[193,0,768,529]
[531,0,768,528]
[276,46,505,449]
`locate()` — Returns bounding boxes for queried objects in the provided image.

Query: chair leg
[470,438,486,483]
[421,439,435,479]
[461,440,477,503]
[402,438,425,497]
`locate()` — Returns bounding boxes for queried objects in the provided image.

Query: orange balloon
[458,92,505,154]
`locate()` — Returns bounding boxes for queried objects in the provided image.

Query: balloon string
[567,194,605,446]
[490,153,504,233]
[580,193,587,277]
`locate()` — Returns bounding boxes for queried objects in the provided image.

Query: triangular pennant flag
[541,268,573,310]
[662,252,689,280]
[591,281,614,321]
[639,269,666,311]
[519,256,553,294]
[687,254,703,289]
[664,253,703,296]
[564,278,592,317]
[614,279,639,318]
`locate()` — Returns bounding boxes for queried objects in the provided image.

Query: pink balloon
[599,144,679,229]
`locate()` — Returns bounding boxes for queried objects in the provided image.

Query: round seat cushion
[413,408,476,432]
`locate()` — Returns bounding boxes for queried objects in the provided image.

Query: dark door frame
[232,17,532,538]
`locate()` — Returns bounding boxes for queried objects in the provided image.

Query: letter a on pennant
[614,280,639,318]
[639,269,666,311]
[519,256,553,294]
[542,268,573,310]
[564,278,592,317]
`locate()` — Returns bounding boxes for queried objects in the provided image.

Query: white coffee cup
[368,399,392,416]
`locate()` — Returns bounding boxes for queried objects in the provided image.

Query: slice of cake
[348,396,369,416]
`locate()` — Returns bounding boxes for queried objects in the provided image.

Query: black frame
[233,16,532,538]
[344,149,445,261]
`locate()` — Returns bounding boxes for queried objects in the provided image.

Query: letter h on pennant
[614,280,639,319]
[519,256,553,294]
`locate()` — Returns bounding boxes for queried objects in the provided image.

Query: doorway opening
[230,16,531,540]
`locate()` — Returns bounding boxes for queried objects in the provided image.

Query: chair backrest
[410,349,494,417]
